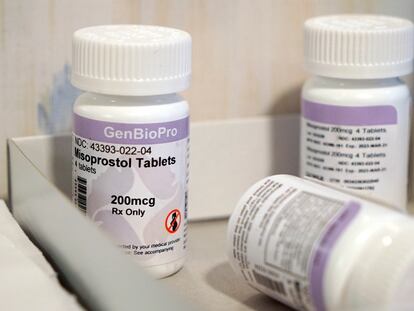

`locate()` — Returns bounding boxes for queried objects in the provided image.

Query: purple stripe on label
[309,201,361,311]
[73,114,189,145]
[302,100,397,126]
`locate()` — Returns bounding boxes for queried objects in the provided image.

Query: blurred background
[0,0,413,197]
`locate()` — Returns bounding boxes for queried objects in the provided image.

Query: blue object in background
[38,64,81,134]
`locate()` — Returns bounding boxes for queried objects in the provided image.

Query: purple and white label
[72,113,189,267]
[302,100,397,126]
[301,99,409,209]
[74,114,189,145]
[309,201,361,311]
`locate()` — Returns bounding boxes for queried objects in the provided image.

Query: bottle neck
[84,92,184,107]
[310,75,403,89]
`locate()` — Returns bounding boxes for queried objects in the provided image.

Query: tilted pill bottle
[71,25,191,278]
[228,174,414,311]
[301,15,414,210]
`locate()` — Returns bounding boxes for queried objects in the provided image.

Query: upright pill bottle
[301,15,414,210]
[71,25,191,278]
[228,175,414,311]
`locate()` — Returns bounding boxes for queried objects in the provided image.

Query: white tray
[8,115,299,310]
[166,219,291,310]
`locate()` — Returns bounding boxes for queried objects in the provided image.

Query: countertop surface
[162,220,292,311]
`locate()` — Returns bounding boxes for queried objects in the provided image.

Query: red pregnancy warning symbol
[165,209,181,234]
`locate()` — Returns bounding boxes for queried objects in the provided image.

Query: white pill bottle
[301,15,414,210]
[228,175,414,311]
[71,25,191,278]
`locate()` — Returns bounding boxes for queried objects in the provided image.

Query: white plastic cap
[71,25,191,96]
[350,229,414,310]
[304,15,414,79]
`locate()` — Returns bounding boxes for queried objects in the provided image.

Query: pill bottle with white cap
[227,174,414,311]
[71,25,191,278]
[301,15,414,210]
